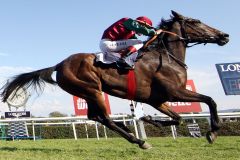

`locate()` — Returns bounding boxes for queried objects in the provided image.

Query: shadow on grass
[0,147,63,153]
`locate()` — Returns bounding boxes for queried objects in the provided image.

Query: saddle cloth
[95,52,139,66]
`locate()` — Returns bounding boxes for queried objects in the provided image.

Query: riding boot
[116,51,134,70]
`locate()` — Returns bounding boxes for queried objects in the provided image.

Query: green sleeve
[123,18,156,36]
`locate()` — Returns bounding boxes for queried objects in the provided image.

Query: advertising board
[215,62,240,95]
[73,93,111,116]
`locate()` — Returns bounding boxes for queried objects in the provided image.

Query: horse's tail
[1,66,57,102]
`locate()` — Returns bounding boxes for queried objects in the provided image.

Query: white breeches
[99,39,143,53]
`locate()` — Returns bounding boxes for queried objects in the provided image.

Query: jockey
[99,16,162,69]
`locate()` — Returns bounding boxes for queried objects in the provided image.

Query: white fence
[0,112,239,140]
[154,112,240,119]
[0,115,136,140]
[154,112,240,139]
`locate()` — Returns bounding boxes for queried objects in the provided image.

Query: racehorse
[1,11,229,149]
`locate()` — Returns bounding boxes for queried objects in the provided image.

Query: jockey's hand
[155,29,163,35]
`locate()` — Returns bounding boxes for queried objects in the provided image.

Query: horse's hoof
[139,142,152,149]
[206,131,217,144]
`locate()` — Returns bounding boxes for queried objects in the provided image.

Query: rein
[161,29,189,69]
[144,29,188,69]
[143,30,185,49]
[162,41,188,69]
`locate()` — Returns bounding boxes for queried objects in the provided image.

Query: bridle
[145,18,217,48]
[165,19,212,46]
[144,18,215,69]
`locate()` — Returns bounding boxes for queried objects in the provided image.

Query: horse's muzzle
[217,33,229,46]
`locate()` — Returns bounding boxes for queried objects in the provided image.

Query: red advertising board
[73,93,111,116]
[166,80,202,113]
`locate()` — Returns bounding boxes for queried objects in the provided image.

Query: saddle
[95,51,143,70]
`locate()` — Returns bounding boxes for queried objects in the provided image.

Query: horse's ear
[171,10,184,20]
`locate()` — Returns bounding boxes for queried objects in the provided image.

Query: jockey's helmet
[136,16,153,27]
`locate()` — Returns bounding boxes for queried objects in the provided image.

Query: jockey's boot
[116,51,134,70]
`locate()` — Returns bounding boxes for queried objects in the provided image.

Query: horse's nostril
[220,33,229,38]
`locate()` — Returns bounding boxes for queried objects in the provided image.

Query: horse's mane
[157,16,175,30]
[144,16,175,42]
[143,16,175,50]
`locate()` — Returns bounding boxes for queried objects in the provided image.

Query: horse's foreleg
[157,103,182,123]
[141,115,180,128]
[141,103,182,127]
[168,88,219,143]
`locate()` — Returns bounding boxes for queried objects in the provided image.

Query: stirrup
[116,60,134,70]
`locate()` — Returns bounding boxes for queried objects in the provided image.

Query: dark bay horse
[1,11,229,149]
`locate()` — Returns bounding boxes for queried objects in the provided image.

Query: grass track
[0,137,239,160]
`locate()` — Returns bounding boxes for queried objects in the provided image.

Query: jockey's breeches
[99,39,143,53]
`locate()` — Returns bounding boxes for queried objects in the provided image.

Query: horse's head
[162,11,229,46]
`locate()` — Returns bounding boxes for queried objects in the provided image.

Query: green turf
[0,137,239,160]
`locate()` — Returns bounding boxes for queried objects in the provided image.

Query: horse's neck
[140,22,187,70]
[164,23,186,63]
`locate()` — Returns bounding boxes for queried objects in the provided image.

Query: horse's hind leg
[114,121,135,136]
[87,93,151,149]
